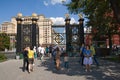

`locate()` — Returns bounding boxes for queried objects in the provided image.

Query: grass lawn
[0,53,7,62]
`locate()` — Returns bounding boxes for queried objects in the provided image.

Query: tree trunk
[108,28,112,55]
[110,0,120,24]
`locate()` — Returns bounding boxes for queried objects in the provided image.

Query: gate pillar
[78,14,84,46]
[65,14,71,55]
[16,13,23,53]
[31,15,39,48]
[65,14,84,56]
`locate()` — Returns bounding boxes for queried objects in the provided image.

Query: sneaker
[28,71,30,74]
[33,63,35,66]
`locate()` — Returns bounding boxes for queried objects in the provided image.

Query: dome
[32,13,37,17]
[17,13,22,17]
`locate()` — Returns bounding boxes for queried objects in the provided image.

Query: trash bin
[19,53,23,59]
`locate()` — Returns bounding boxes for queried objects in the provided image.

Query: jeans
[79,56,84,66]
[23,58,28,71]
[93,55,99,66]
[64,62,69,69]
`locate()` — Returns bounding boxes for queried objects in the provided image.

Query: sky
[0,0,81,25]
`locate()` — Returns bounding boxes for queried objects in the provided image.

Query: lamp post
[78,14,84,46]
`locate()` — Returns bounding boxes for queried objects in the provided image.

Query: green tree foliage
[110,0,120,23]
[66,0,120,36]
[0,33,10,51]
[66,0,120,49]
[66,0,120,24]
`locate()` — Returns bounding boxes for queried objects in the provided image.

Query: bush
[0,53,7,62]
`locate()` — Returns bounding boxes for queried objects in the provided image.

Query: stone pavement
[0,57,120,80]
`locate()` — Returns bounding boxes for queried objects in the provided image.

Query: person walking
[83,45,93,72]
[45,46,49,57]
[79,43,85,66]
[52,45,57,65]
[55,46,61,70]
[49,45,53,59]
[27,47,34,73]
[37,45,42,60]
[40,45,45,62]
[22,47,29,72]
[90,43,99,66]
[64,53,69,69]
[112,44,118,55]
[33,46,37,60]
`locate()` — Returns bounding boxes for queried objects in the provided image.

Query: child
[64,53,69,69]
[83,45,93,72]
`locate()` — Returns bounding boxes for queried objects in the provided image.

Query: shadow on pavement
[37,57,119,80]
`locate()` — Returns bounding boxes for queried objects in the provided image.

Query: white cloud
[50,17,77,25]
[50,17,65,25]
[51,0,67,5]
[51,0,61,5]
[43,1,49,6]
[43,0,68,6]
[71,17,77,24]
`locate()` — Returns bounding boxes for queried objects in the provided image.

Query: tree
[110,0,120,24]
[65,0,120,49]
[0,33,10,51]
[66,0,120,24]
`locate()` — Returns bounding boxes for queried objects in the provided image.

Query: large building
[0,22,16,34]
[0,22,16,50]
[0,13,53,50]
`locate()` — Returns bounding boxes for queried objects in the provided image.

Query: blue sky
[0,0,80,24]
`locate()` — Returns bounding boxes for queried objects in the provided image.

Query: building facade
[0,22,16,50]
[11,13,52,46]
[0,13,53,51]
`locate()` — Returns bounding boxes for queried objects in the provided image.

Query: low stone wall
[0,52,16,59]
[96,48,110,57]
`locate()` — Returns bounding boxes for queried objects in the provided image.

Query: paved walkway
[0,57,120,80]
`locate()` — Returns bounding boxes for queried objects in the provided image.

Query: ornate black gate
[52,25,66,45]
[65,14,84,56]
[16,16,39,53]
[51,14,84,56]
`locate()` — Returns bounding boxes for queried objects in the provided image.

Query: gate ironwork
[16,17,39,53]
[65,14,84,56]
[52,26,66,45]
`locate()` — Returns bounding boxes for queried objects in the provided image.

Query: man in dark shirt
[22,47,28,72]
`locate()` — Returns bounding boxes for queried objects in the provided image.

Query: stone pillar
[16,13,23,53]
[31,13,39,48]
[65,14,71,55]
[78,14,84,46]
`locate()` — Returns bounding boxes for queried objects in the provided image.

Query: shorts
[28,58,34,64]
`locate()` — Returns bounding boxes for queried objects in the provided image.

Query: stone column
[16,13,23,53]
[31,13,39,48]
[78,14,84,46]
[65,14,71,55]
